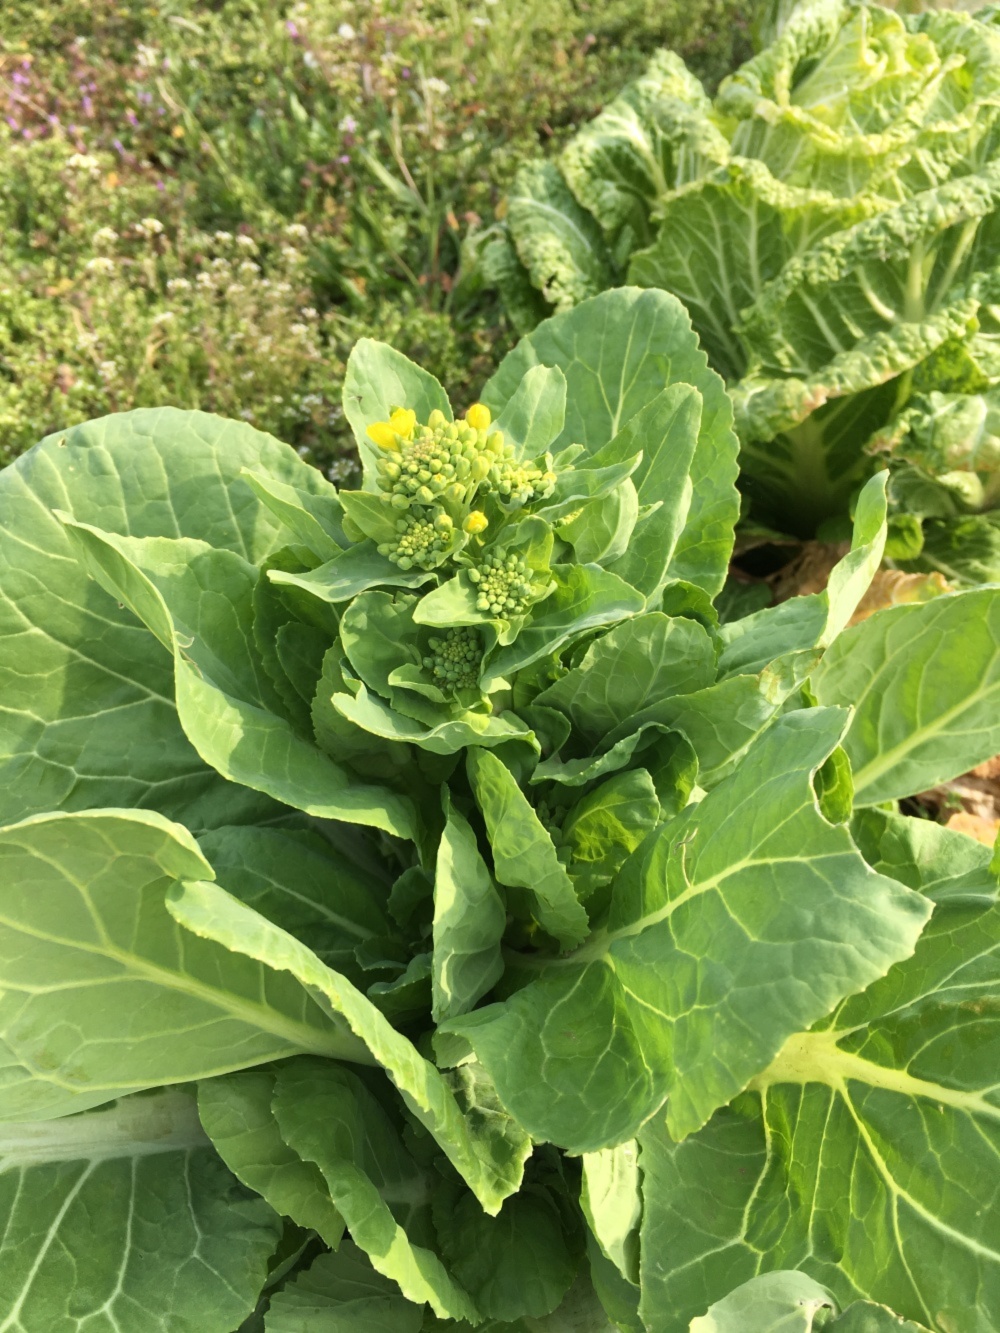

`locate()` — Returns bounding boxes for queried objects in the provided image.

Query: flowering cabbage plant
[0,288,999,1333]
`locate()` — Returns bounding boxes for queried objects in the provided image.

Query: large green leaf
[432,792,506,1022]
[272,1059,479,1322]
[482,289,739,596]
[197,1070,346,1249]
[637,868,1000,1331]
[0,409,319,831]
[168,877,532,1214]
[0,809,363,1120]
[198,825,391,980]
[0,1088,280,1333]
[687,1271,931,1332]
[534,613,717,751]
[813,588,1000,804]
[59,519,414,838]
[467,748,589,950]
[444,710,930,1152]
[265,1244,424,1333]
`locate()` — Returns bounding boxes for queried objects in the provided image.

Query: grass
[0,0,754,475]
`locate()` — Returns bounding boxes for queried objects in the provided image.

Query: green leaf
[433,1179,578,1322]
[334,683,535,756]
[637,879,1000,1331]
[560,48,717,245]
[467,748,589,950]
[271,1059,479,1322]
[197,825,390,978]
[718,471,888,677]
[850,806,997,905]
[580,1141,642,1283]
[492,364,568,457]
[167,878,532,1215]
[0,1088,280,1333]
[482,564,645,691]
[688,1271,836,1332]
[444,711,930,1152]
[240,468,346,562]
[534,613,717,752]
[270,540,436,604]
[483,289,739,596]
[558,480,639,566]
[59,518,415,839]
[197,1070,346,1248]
[432,791,506,1022]
[0,408,318,831]
[813,587,1000,804]
[0,809,365,1120]
[505,160,615,312]
[343,339,452,487]
[560,770,661,900]
[606,385,702,602]
[265,1243,424,1333]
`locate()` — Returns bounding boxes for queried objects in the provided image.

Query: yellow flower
[389,407,417,438]
[465,403,491,432]
[366,407,416,452]
[463,510,489,535]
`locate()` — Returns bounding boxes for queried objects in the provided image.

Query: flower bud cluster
[373,409,506,511]
[423,627,482,693]
[486,458,556,506]
[376,512,453,570]
[468,551,534,618]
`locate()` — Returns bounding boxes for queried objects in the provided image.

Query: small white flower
[92,227,118,248]
[472,15,490,25]
[337,22,355,39]
[166,277,191,292]
[289,323,308,337]
[67,153,101,172]
[300,306,318,320]
[235,234,258,250]
[284,222,309,242]
[303,51,319,69]
[338,114,358,133]
[213,230,233,244]
[425,77,449,96]
[85,257,116,275]
[211,256,231,270]
[98,360,118,381]
[240,408,256,421]
[280,246,303,264]
[196,272,216,289]
[137,216,164,236]
[136,43,160,68]
[76,331,99,349]
[238,260,260,276]
[151,311,175,325]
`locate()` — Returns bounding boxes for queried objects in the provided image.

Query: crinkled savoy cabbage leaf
[495,0,1000,576]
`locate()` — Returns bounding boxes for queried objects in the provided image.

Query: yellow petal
[389,407,417,439]
[367,421,400,450]
[463,510,489,535]
[465,403,491,432]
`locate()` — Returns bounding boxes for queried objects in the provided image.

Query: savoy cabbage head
[0,288,999,1332]
[491,0,1000,580]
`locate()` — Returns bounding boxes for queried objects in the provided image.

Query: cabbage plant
[0,288,999,1332]
[491,0,1000,582]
